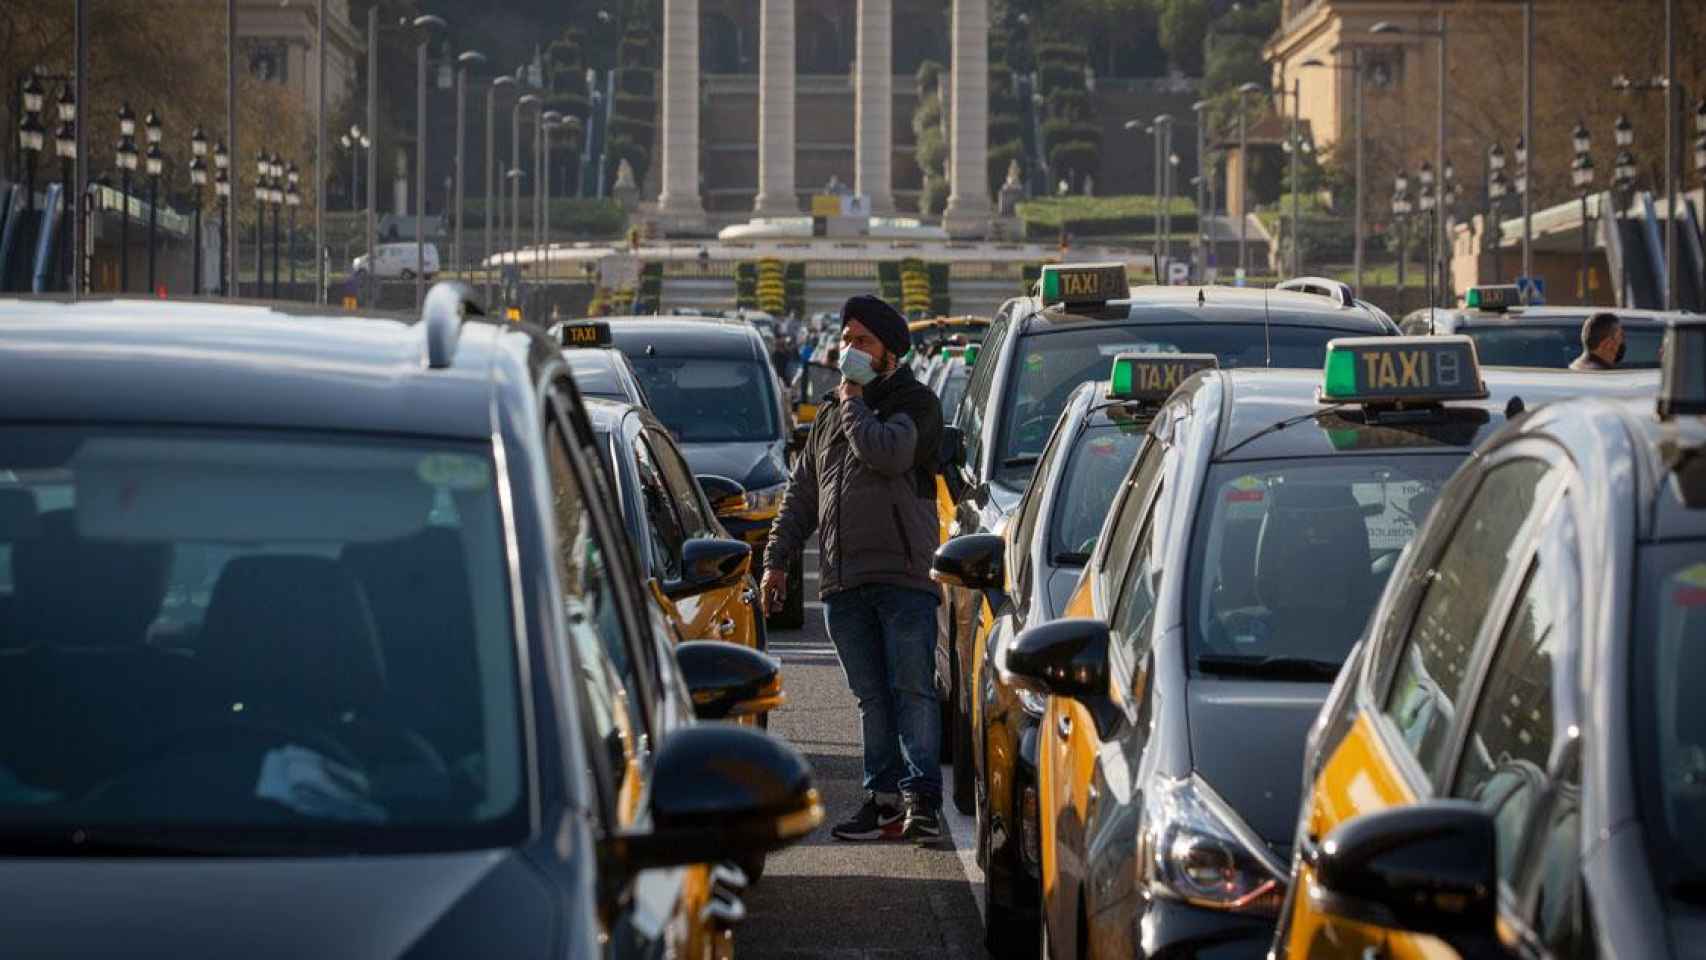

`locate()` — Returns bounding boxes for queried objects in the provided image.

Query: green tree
[1158,0,1211,77]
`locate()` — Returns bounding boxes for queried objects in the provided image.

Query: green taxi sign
[1040,262,1128,309]
[1465,284,1520,313]
[1107,352,1217,402]
[963,343,980,367]
[1319,335,1488,405]
[1658,320,1706,418]
[556,320,613,348]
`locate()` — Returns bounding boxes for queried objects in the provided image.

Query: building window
[247,40,289,84]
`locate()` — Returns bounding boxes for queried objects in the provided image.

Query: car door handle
[1057,712,1072,740]
[718,617,737,638]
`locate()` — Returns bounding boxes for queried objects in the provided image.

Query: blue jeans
[824,584,942,802]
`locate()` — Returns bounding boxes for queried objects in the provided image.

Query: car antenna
[1262,291,1273,366]
[1196,288,1205,308]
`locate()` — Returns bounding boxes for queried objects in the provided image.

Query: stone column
[942,0,992,237]
[752,0,798,217]
[655,0,706,230]
[854,0,894,215]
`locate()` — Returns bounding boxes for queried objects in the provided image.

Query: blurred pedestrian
[1571,312,1624,371]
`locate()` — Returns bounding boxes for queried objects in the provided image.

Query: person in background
[762,295,946,845]
[1571,312,1624,371]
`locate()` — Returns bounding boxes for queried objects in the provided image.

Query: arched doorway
[796,7,850,75]
[702,11,743,74]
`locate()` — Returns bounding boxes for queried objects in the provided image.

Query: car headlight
[1015,688,1047,717]
[740,481,788,518]
[1140,773,1286,914]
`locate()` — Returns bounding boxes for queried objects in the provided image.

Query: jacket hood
[1187,679,1330,851]
[0,848,558,960]
[678,439,789,491]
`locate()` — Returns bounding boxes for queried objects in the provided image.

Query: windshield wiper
[0,826,355,858]
[1195,654,1343,681]
[1002,455,1040,468]
[1052,551,1091,565]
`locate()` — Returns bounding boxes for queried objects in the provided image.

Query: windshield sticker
[1025,353,1045,372]
[1672,563,1706,607]
[1098,342,1181,356]
[1226,475,1265,503]
[417,453,492,491]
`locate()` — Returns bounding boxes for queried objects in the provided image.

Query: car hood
[1187,679,1331,851]
[0,848,558,959]
[680,439,789,491]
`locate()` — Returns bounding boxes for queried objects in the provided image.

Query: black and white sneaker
[830,792,904,841]
[901,793,943,845]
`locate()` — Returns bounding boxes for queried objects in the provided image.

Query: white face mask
[839,346,880,385]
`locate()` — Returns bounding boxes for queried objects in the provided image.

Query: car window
[646,429,716,540]
[1111,496,1160,661]
[960,312,1012,477]
[1097,437,1162,604]
[1462,321,1663,369]
[631,435,685,582]
[564,352,629,401]
[1049,425,1145,564]
[940,370,970,422]
[547,415,649,825]
[1010,412,1072,605]
[1451,562,1562,885]
[1384,458,1557,778]
[628,357,780,443]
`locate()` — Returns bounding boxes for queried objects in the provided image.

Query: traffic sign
[1167,262,1190,285]
[1515,275,1546,305]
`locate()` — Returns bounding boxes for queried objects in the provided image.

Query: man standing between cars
[1570,312,1625,371]
[762,294,946,844]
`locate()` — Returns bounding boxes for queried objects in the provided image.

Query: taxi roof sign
[1465,284,1521,313]
[556,320,614,348]
[1107,352,1217,403]
[1658,320,1706,418]
[1319,335,1488,406]
[963,343,980,367]
[1040,263,1128,309]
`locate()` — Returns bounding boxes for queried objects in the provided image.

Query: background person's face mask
[839,346,880,385]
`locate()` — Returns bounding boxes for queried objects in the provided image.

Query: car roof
[582,395,661,435]
[602,316,767,359]
[1207,367,1659,463]
[1015,285,1395,335]
[0,296,533,440]
[1440,307,1679,328]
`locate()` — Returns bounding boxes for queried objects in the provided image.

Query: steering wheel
[82,719,360,812]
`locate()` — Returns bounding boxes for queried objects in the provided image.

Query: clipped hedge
[618,67,655,98]
[989,113,1023,146]
[1041,119,1102,153]
[1035,42,1087,68]
[1038,63,1082,94]
[1046,88,1092,122]
[1048,140,1100,180]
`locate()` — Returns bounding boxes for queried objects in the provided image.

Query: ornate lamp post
[286,161,301,295]
[54,83,76,291]
[18,72,45,216]
[189,126,208,295]
[340,125,369,211]
[255,150,270,296]
[1418,162,1437,312]
[1392,170,1412,316]
[269,152,284,299]
[213,140,230,296]
[116,102,138,292]
[1571,120,1595,301]
[143,109,163,293]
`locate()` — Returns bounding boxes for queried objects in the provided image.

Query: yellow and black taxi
[1398,283,1679,369]
[1268,324,1700,959]
[999,336,1658,960]
[603,316,806,628]
[931,352,1212,952]
[932,261,1396,891]
[580,394,776,727]
[910,315,991,373]
[547,319,650,405]
[0,288,820,956]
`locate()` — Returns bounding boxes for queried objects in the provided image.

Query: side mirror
[675,640,785,720]
[695,474,747,516]
[1308,801,1500,955]
[938,425,966,471]
[663,537,752,600]
[1001,618,1109,701]
[605,725,822,876]
[931,533,1004,591]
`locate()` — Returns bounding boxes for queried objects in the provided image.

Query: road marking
[941,765,986,925]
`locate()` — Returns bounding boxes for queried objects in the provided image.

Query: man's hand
[837,380,863,402]
[760,568,788,614]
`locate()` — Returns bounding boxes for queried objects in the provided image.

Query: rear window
[1463,321,1663,369]
[564,352,628,400]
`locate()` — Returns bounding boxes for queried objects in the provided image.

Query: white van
[352,242,440,279]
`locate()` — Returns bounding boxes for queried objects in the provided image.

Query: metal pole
[226,0,238,299]
[147,173,158,293]
[74,0,89,297]
[1664,0,1677,310]
[511,101,522,278]
[1152,124,1161,256]
[455,64,468,276]
[542,126,551,286]
[1437,8,1448,306]
[1290,76,1300,278]
[366,5,377,307]
[271,193,280,299]
[486,85,497,304]
[290,204,297,292]
[316,0,326,303]
[535,118,544,254]
[255,176,264,296]
[1521,0,1533,281]
[1581,191,1591,300]
[219,195,228,295]
[192,202,202,296]
[1238,103,1248,281]
[62,157,73,291]
[1353,49,1364,293]
[1195,108,1206,282]
[120,168,131,293]
[1396,216,1406,315]
[416,34,428,309]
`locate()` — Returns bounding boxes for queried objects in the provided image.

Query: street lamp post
[18,72,45,217]
[541,111,563,286]
[513,93,542,280]
[1571,120,1595,303]
[486,75,516,304]
[189,126,208,296]
[144,109,163,294]
[1514,135,1530,298]
[1614,114,1637,307]
[1235,82,1262,283]
[1191,100,1208,282]
[1418,163,1437,314]
[1392,170,1412,317]
[454,51,487,277]
[341,127,369,211]
[254,151,270,296]
[54,83,76,292]
[1487,142,1507,282]
[287,161,301,295]
[116,103,138,293]
[1301,51,1364,291]
[213,141,230,296]
[1695,98,1706,185]
[269,153,284,299]
[413,15,449,308]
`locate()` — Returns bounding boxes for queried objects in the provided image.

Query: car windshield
[940,369,970,420]
[1462,321,1663,369]
[994,323,1356,484]
[1188,456,1461,671]
[1633,542,1706,893]
[0,427,524,854]
[630,357,780,443]
[565,351,629,401]
[1049,424,1144,563]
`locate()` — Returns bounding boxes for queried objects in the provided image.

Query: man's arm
[840,388,942,478]
[763,416,822,572]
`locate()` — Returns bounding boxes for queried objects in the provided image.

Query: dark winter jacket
[764,364,943,598]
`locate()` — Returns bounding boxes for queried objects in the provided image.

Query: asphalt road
[743,546,988,960]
